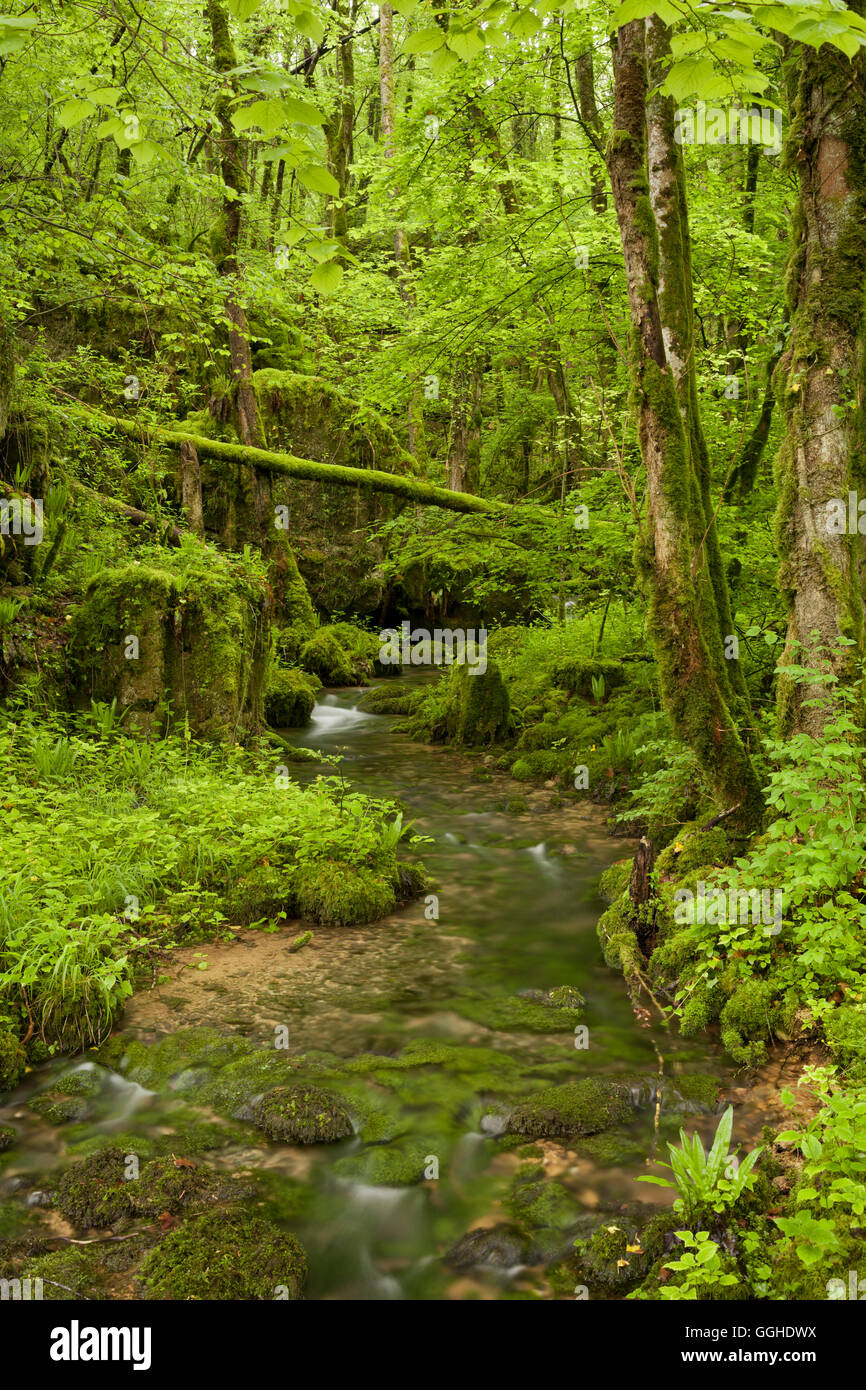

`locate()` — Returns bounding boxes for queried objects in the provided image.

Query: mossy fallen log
[66,405,503,518]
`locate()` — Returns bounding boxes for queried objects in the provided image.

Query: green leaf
[447,24,487,61]
[510,10,542,40]
[129,140,162,166]
[226,0,263,18]
[612,0,679,27]
[297,162,340,196]
[310,259,343,296]
[282,95,326,127]
[58,99,96,129]
[293,10,326,44]
[391,0,419,15]
[403,27,446,56]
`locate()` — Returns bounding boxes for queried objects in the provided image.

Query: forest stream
[0,675,796,1302]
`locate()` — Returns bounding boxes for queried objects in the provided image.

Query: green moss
[251,1085,353,1144]
[824,1003,866,1083]
[656,821,731,875]
[719,977,783,1066]
[443,659,511,745]
[332,1140,430,1186]
[0,1125,16,1153]
[0,1028,26,1092]
[455,990,584,1034]
[223,864,291,924]
[53,1147,137,1228]
[264,665,317,727]
[599,860,632,902]
[138,1209,307,1300]
[505,1079,633,1139]
[508,1176,582,1232]
[294,861,397,926]
[28,1095,92,1126]
[299,628,355,685]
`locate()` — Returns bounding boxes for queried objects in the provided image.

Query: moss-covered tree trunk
[644,16,750,716]
[323,0,355,241]
[606,19,763,825]
[774,21,866,735]
[206,0,271,546]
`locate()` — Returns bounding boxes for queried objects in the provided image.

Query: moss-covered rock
[333,1140,430,1186]
[53,1147,138,1228]
[505,1079,633,1139]
[299,628,355,685]
[443,658,511,745]
[138,1209,307,1300]
[68,547,271,739]
[251,1085,353,1144]
[264,665,317,727]
[0,1124,16,1153]
[599,859,632,903]
[824,1003,866,1083]
[656,821,731,876]
[293,861,397,925]
[0,1028,26,1093]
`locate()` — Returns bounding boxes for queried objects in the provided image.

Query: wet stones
[504,1079,634,1140]
[250,1084,353,1144]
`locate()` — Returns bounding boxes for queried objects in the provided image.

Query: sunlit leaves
[0,12,37,57]
[296,162,340,196]
[310,258,343,295]
[402,27,446,55]
[58,98,97,128]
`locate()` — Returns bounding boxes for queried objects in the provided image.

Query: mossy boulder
[53,1147,138,1228]
[299,628,355,685]
[656,821,731,877]
[333,1140,430,1186]
[443,658,511,745]
[138,1209,307,1300]
[264,665,317,727]
[599,859,632,903]
[505,1079,633,1140]
[68,549,271,739]
[251,1085,353,1144]
[0,1028,26,1092]
[719,977,791,1066]
[445,1224,531,1271]
[294,861,397,925]
[0,1124,16,1153]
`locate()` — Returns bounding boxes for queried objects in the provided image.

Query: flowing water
[0,677,766,1300]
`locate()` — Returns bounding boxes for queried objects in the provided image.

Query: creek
[0,676,754,1300]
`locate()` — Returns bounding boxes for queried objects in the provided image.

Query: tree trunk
[774,20,866,735]
[606,19,763,825]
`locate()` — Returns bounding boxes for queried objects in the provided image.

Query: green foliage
[638,1105,763,1220]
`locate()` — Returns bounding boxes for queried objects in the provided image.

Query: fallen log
[64,405,504,518]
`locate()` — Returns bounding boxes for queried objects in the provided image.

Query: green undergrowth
[0,715,425,1069]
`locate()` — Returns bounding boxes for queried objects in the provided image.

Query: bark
[179,440,204,535]
[606,19,763,825]
[775,20,866,734]
[206,0,271,547]
[323,0,355,240]
[576,47,607,214]
[449,360,483,494]
[644,16,750,714]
